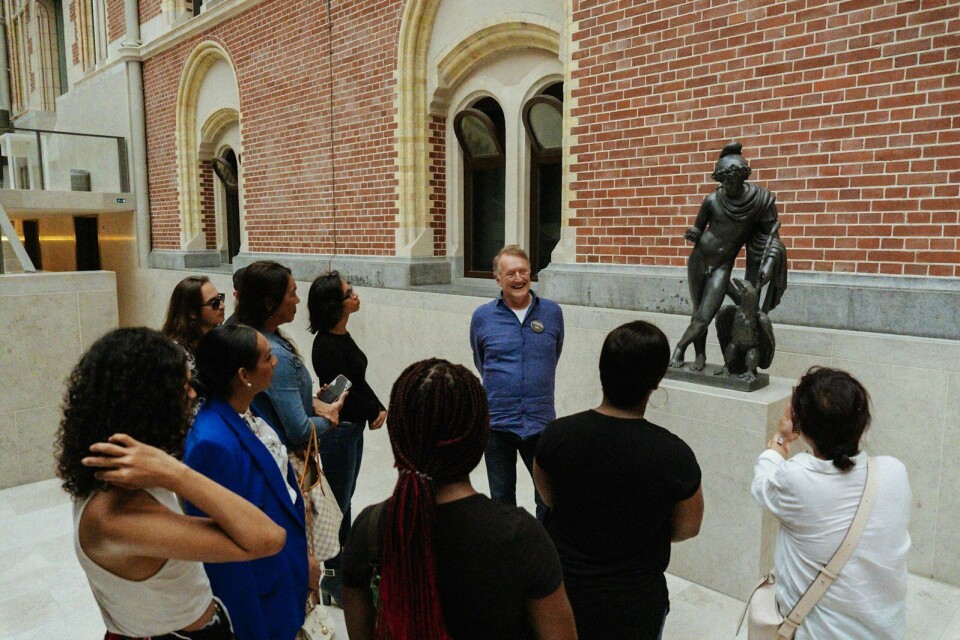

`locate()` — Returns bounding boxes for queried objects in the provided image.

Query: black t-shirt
[536,410,701,588]
[342,494,563,640]
[311,331,384,424]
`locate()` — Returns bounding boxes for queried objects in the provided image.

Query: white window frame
[444,60,563,277]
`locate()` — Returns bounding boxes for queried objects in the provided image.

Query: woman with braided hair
[341,359,577,640]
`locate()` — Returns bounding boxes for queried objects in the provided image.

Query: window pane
[536,163,562,273]
[528,102,563,151]
[459,113,500,160]
[469,166,506,273]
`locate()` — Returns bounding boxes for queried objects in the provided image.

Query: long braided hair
[377,359,490,640]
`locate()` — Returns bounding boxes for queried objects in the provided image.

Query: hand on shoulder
[82,433,188,493]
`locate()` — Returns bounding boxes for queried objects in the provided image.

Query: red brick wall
[569,0,960,276]
[139,0,161,24]
[143,38,182,249]
[26,4,34,93]
[69,0,79,65]
[144,0,401,255]
[107,0,125,43]
[428,115,446,256]
[199,160,217,249]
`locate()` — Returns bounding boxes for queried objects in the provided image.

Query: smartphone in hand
[317,374,352,403]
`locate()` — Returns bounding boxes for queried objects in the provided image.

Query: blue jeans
[318,421,364,571]
[484,429,547,520]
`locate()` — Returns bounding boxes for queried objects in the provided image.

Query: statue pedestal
[664,362,770,392]
[649,376,792,599]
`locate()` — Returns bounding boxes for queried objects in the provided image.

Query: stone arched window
[436,22,562,277]
[5,0,32,114]
[212,147,241,260]
[454,97,506,277]
[74,0,105,72]
[397,0,570,277]
[176,41,243,264]
[522,82,563,274]
[4,0,64,113]
[397,1,570,261]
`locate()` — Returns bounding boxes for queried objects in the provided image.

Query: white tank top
[73,487,214,636]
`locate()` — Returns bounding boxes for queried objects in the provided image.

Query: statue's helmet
[712,141,752,183]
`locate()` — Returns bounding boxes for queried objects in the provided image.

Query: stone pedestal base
[649,376,792,599]
[664,362,770,392]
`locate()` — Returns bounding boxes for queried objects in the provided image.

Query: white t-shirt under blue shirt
[510,303,530,324]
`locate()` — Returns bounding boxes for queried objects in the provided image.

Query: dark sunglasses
[342,287,355,301]
[201,292,227,310]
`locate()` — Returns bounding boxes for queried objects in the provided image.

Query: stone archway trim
[198,107,240,161]
[395,3,564,257]
[175,40,237,250]
[432,20,561,115]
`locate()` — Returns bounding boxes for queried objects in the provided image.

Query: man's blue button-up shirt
[470,292,564,439]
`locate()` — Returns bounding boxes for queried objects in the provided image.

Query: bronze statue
[714,278,775,382]
[669,142,787,371]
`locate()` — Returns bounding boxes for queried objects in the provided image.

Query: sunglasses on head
[201,292,227,310]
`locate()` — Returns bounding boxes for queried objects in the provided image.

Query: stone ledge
[0,270,116,296]
[539,263,960,340]
[230,252,452,289]
[149,249,221,270]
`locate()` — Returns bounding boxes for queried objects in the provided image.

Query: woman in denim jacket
[234,261,344,449]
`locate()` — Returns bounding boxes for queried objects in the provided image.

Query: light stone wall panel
[831,358,947,576]
[17,407,62,485]
[653,410,769,598]
[932,372,960,586]
[0,272,118,488]
[0,291,81,414]
[0,412,20,488]
[79,289,121,351]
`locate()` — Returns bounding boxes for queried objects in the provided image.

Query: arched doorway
[212,148,240,262]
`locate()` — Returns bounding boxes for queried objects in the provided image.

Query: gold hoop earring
[648,388,668,410]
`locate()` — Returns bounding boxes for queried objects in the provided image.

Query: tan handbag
[738,457,879,639]
[293,425,343,562]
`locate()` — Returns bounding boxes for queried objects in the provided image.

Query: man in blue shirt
[470,245,564,520]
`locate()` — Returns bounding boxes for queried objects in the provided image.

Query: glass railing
[0,128,129,193]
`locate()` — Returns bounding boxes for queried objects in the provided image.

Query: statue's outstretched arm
[684,199,712,243]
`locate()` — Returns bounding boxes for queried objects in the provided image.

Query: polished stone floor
[3,436,960,639]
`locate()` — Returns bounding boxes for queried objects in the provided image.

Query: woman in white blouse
[752,367,911,640]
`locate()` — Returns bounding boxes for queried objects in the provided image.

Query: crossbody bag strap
[297,424,321,494]
[778,456,879,639]
[368,501,389,611]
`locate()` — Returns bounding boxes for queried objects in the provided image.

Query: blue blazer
[184,397,308,640]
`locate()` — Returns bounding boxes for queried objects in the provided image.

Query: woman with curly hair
[307,271,386,606]
[56,327,286,640]
[162,275,226,364]
[341,359,577,640]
